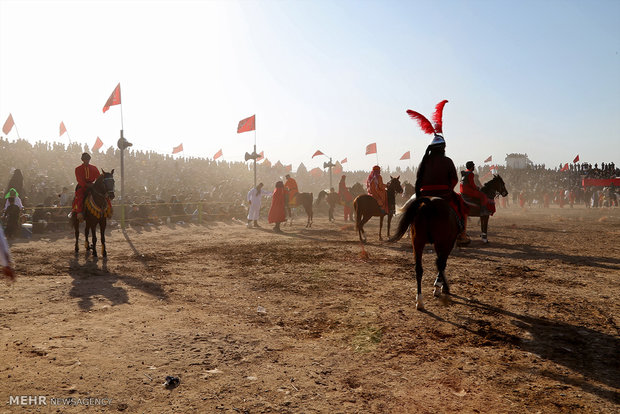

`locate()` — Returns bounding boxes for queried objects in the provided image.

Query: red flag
[560,163,569,172]
[92,137,103,152]
[366,142,377,155]
[103,83,121,113]
[484,155,492,163]
[59,121,67,136]
[213,149,223,160]
[2,114,14,135]
[400,151,410,160]
[172,143,183,154]
[237,115,255,133]
[573,155,580,163]
[257,151,264,161]
[341,158,347,164]
[286,164,292,172]
[312,150,324,158]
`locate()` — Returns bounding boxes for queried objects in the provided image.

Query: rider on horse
[460,161,490,212]
[414,134,469,243]
[72,152,100,222]
[367,166,388,215]
[284,174,298,207]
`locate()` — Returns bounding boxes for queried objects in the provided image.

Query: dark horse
[72,170,115,257]
[316,190,340,222]
[354,176,403,242]
[462,174,508,243]
[286,192,314,228]
[389,196,460,310]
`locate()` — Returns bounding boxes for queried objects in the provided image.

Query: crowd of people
[1,136,618,241]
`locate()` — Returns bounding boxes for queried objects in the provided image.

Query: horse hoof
[433,286,442,297]
[416,301,424,311]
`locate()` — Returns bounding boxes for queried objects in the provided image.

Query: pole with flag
[238,115,257,187]
[59,121,71,143]
[2,114,20,138]
[104,83,131,228]
[366,142,378,165]
[312,150,338,189]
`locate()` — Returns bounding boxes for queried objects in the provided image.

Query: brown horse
[389,196,460,310]
[354,176,403,242]
[285,192,314,228]
[72,170,115,257]
[462,174,508,243]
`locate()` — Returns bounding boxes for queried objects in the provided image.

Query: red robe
[72,164,101,213]
[366,172,387,211]
[268,187,286,223]
[285,178,298,205]
[339,178,353,220]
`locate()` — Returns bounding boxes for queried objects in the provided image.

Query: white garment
[247,187,271,221]
[0,226,11,267]
[4,196,23,211]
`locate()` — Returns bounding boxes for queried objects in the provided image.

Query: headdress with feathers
[406,99,448,145]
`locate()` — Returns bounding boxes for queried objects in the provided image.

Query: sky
[1,0,619,172]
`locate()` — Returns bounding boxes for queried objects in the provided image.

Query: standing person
[3,188,23,212]
[366,166,388,214]
[284,174,299,207]
[246,182,270,228]
[0,226,15,281]
[3,197,21,239]
[268,181,286,233]
[338,175,353,221]
[72,152,101,222]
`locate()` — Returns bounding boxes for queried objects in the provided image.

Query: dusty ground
[1,205,619,413]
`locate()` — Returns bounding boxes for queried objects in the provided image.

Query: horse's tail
[388,197,426,242]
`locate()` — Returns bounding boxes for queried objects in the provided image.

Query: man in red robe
[367,166,388,214]
[460,161,490,210]
[268,181,286,233]
[72,152,101,221]
[284,174,299,207]
[338,175,353,221]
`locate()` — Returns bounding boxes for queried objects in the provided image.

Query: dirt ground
[1,205,619,413]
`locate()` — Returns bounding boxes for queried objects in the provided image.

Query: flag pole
[14,123,21,140]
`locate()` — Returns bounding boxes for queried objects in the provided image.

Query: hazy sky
[1,0,619,172]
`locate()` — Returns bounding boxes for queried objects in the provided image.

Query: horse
[389,196,461,310]
[349,182,365,199]
[402,181,415,200]
[286,192,314,228]
[353,176,403,242]
[462,174,508,243]
[71,170,115,257]
[316,190,340,222]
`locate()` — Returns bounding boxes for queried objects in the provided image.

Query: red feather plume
[432,100,448,133]
[406,110,435,134]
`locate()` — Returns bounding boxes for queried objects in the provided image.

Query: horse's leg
[73,215,79,252]
[433,253,450,297]
[387,213,392,238]
[379,215,384,241]
[481,215,489,243]
[413,229,425,310]
[91,223,98,258]
[101,220,107,257]
[84,224,90,251]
